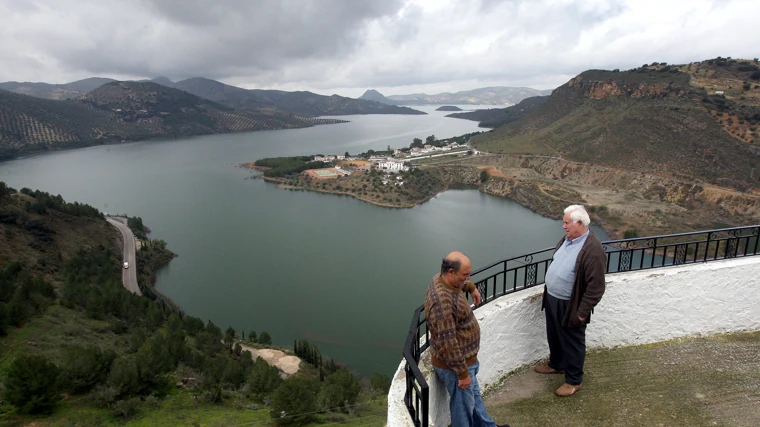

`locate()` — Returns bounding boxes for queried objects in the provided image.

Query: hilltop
[0,77,116,100]
[360,86,553,106]
[473,58,760,191]
[446,95,549,127]
[0,81,346,160]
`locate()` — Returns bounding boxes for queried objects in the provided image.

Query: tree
[225,326,236,339]
[344,151,350,158]
[249,357,283,395]
[480,170,489,183]
[61,346,117,394]
[258,331,272,345]
[249,330,257,343]
[425,135,436,144]
[370,373,392,394]
[4,355,62,414]
[411,138,423,149]
[233,342,243,357]
[317,369,360,413]
[270,378,319,425]
[223,332,234,351]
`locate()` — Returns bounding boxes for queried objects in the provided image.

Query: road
[106,217,141,296]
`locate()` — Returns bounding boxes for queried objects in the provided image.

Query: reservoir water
[0,106,608,376]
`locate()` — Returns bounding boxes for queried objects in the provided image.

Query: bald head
[440,251,472,289]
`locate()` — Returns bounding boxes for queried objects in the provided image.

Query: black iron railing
[402,225,760,426]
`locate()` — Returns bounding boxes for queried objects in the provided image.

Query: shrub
[317,369,360,413]
[4,355,62,414]
[370,373,392,394]
[624,229,640,239]
[111,397,141,418]
[270,378,319,425]
[61,346,117,394]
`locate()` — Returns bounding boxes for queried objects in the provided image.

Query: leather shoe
[534,363,564,374]
[496,424,510,427]
[555,382,582,397]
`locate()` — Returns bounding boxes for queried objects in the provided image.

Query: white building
[377,161,408,172]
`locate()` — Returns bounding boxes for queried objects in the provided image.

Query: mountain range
[359,87,553,106]
[0,77,424,117]
[0,81,347,160]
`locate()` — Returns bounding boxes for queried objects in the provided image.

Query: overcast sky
[1,0,758,97]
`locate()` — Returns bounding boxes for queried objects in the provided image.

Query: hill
[0,82,346,160]
[473,58,760,191]
[0,77,116,100]
[435,106,463,111]
[166,77,425,116]
[446,96,548,127]
[358,89,391,104]
[364,86,553,106]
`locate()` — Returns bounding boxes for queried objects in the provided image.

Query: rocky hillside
[0,82,346,160]
[473,58,760,191]
[446,96,548,127]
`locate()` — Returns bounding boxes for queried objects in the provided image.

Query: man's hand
[458,375,472,389]
[470,288,482,306]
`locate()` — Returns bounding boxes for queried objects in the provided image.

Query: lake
[0,105,608,376]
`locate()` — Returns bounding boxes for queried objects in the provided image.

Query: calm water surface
[0,106,607,376]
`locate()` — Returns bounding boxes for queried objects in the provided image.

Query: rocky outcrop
[566,76,688,99]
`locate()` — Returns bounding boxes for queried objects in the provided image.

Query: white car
[123,262,129,269]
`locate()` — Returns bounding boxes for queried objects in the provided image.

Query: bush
[370,373,392,394]
[318,369,360,413]
[270,378,319,425]
[249,358,283,395]
[624,229,640,239]
[480,170,488,183]
[111,397,141,418]
[62,346,117,394]
[4,355,62,414]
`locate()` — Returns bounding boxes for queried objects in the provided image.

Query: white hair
[564,204,590,227]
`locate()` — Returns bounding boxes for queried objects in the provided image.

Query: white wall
[387,257,760,427]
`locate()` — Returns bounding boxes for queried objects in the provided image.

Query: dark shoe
[555,382,582,397]
[534,363,564,374]
[497,424,510,427]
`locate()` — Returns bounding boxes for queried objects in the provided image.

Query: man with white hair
[535,204,606,397]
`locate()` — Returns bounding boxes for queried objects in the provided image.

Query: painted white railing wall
[388,257,760,426]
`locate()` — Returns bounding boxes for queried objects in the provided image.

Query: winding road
[106,217,141,296]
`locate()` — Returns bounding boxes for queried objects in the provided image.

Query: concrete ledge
[388,256,760,426]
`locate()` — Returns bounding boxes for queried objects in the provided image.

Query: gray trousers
[544,292,586,385]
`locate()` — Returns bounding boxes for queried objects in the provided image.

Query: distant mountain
[0,77,115,100]
[361,87,553,106]
[446,96,548,127]
[164,77,425,117]
[359,89,392,104]
[473,58,760,190]
[0,82,345,160]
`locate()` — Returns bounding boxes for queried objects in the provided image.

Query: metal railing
[402,225,760,426]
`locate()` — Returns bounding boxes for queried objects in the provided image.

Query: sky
[1,0,758,98]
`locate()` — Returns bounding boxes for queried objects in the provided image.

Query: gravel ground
[484,331,760,427]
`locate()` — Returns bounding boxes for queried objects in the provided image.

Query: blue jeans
[433,361,496,427]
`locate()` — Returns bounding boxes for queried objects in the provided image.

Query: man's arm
[578,243,606,318]
[464,281,481,306]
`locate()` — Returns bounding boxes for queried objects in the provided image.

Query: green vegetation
[0,82,347,161]
[254,156,330,177]
[0,182,389,426]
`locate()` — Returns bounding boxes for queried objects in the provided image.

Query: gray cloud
[0,0,758,96]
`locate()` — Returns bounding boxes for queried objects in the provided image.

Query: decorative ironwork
[620,250,633,271]
[402,224,760,427]
[674,244,687,265]
[526,264,537,286]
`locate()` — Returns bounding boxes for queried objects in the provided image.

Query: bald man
[425,252,508,427]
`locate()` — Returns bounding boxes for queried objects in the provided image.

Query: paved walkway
[484,331,760,427]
